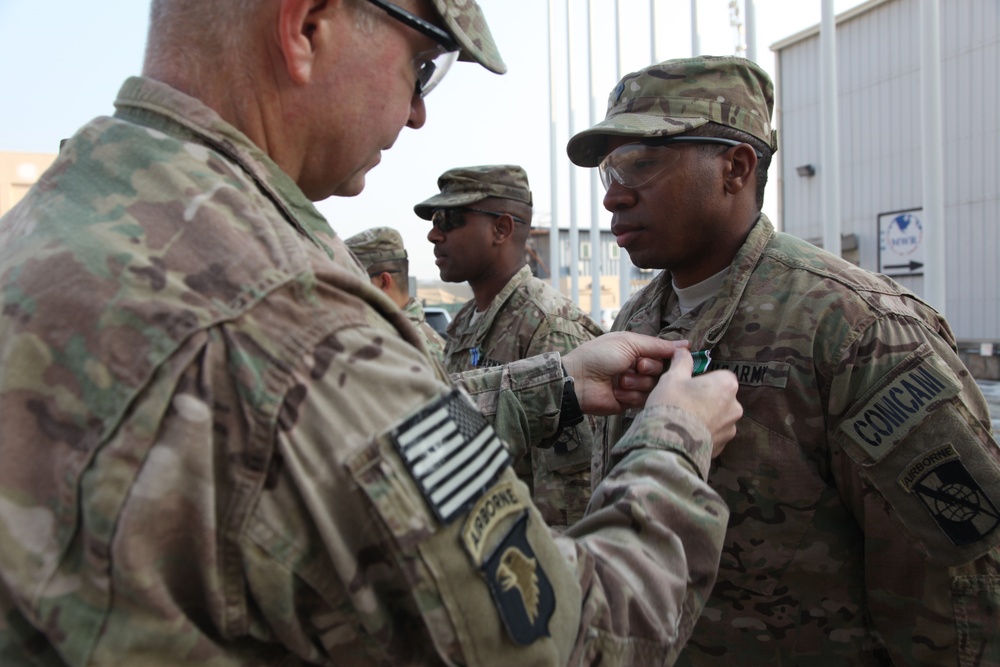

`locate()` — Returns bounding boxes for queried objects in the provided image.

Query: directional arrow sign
[878,210,925,276]
[883,261,924,272]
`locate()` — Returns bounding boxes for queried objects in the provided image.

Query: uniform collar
[470,264,534,336]
[113,76,335,258]
[701,213,775,346]
[618,213,775,347]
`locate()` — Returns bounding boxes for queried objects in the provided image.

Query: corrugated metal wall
[775,0,999,342]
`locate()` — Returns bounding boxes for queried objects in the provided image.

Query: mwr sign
[878,208,925,277]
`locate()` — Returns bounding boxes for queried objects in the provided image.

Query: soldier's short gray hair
[145,0,265,80]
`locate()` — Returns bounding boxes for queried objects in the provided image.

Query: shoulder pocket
[346,391,582,666]
[835,349,1000,566]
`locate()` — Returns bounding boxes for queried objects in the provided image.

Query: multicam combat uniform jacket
[602,214,1000,666]
[402,296,446,364]
[0,77,729,666]
[445,265,605,529]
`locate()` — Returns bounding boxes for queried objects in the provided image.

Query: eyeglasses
[365,0,460,97]
[431,208,529,233]
[598,137,763,190]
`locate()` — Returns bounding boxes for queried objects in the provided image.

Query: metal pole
[820,0,842,258]
[691,0,700,57]
[650,0,657,63]
[587,0,602,322]
[547,0,560,291]
[617,0,633,313]
[745,0,757,62]
[566,0,579,304]
[921,0,946,313]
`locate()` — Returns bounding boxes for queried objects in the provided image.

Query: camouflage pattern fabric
[567,55,779,168]
[601,214,1000,666]
[444,265,605,530]
[429,0,506,74]
[413,164,532,220]
[402,296,446,365]
[343,225,408,267]
[0,76,729,666]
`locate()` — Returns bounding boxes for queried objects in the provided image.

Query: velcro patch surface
[391,389,511,525]
[898,444,1000,546]
[840,354,961,462]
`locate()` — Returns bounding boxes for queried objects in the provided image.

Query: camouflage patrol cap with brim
[413,165,532,220]
[344,226,408,272]
[431,0,506,74]
[566,55,778,168]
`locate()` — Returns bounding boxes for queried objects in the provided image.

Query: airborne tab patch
[390,390,511,525]
[898,445,1000,546]
[461,481,527,561]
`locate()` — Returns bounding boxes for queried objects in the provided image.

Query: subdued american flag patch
[391,390,512,525]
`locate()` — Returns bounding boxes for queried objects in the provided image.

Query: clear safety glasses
[412,48,459,98]
[598,136,761,190]
[431,208,529,233]
[365,0,460,97]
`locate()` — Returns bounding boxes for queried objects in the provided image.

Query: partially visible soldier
[0,1,745,665]
[569,54,1000,665]
[416,165,604,529]
[344,226,446,364]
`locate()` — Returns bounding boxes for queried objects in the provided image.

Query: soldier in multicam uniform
[0,2,745,665]
[415,165,604,530]
[568,54,1000,665]
[344,226,447,364]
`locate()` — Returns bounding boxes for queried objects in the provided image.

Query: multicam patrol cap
[413,165,532,220]
[344,226,408,271]
[566,55,778,167]
[431,0,506,74]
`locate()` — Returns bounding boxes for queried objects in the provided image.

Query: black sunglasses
[365,0,458,51]
[431,208,529,233]
[365,0,461,97]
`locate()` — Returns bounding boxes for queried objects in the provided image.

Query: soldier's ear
[278,0,340,85]
[370,271,392,293]
[492,213,515,244]
[722,143,758,196]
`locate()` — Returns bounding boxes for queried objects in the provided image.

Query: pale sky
[0,0,865,280]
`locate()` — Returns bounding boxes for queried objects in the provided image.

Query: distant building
[414,279,472,314]
[415,227,651,319]
[773,0,999,371]
[0,152,55,216]
[526,226,655,315]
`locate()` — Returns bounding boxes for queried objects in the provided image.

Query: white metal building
[773,0,998,346]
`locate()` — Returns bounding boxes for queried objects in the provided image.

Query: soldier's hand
[562,332,689,415]
[612,346,687,396]
[648,348,742,457]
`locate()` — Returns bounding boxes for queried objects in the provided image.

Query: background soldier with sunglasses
[415,165,604,531]
[0,2,747,665]
[569,55,1000,665]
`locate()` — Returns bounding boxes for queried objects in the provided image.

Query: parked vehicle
[423,307,452,338]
